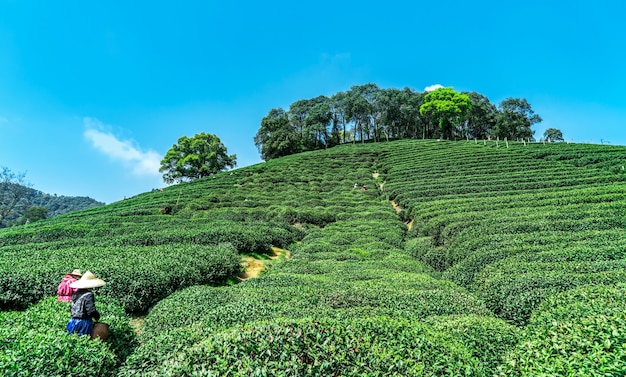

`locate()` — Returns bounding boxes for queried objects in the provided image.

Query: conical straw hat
[70,270,106,289]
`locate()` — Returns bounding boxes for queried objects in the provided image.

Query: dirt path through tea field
[238,246,289,281]
[375,172,413,231]
[391,200,413,231]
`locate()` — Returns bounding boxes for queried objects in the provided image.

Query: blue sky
[1,1,625,204]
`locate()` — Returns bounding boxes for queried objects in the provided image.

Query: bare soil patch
[238,257,265,280]
[391,201,402,214]
[238,247,289,281]
[391,201,413,231]
[129,316,145,336]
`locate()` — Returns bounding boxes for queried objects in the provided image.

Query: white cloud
[424,84,444,92]
[83,117,161,176]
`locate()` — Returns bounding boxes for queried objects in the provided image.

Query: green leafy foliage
[0,296,137,376]
[0,182,103,227]
[380,139,626,326]
[160,132,237,184]
[2,139,626,375]
[497,285,626,376]
[494,97,541,140]
[419,87,471,140]
[126,316,490,376]
[0,243,242,312]
[254,84,542,159]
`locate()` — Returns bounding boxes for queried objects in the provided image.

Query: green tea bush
[273,256,432,276]
[0,243,241,312]
[379,140,626,330]
[8,139,626,374]
[0,296,137,376]
[138,269,489,343]
[0,223,93,246]
[498,314,626,376]
[133,317,487,376]
[404,236,433,259]
[138,274,331,338]
[423,314,522,375]
[271,258,338,275]
[517,143,626,176]
[373,255,434,274]
[473,260,626,325]
[528,283,626,325]
[290,240,339,256]
[278,208,336,226]
[127,257,490,373]
[442,228,626,287]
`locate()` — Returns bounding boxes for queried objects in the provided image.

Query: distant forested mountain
[2,185,104,226]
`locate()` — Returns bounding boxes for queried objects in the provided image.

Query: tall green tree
[254,108,299,161]
[330,91,349,144]
[419,87,471,140]
[305,101,332,149]
[345,83,379,143]
[17,206,47,225]
[0,167,31,227]
[160,133,237,184]
[288,96,329,150]
[287,99,311,141]
[374,88,405,141]
[494,98,542,140]
[543,128,564,142]
[463,92,498,139]
[397,88,425,139]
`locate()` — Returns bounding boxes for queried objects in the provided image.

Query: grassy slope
[2,140,626,375]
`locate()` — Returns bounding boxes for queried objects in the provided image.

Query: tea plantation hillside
[1,140,626,376]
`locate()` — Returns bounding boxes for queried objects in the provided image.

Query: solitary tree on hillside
[0,166,32,227]
[160,133,237,184]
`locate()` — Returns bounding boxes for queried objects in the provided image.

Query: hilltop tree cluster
[254,84,542,160]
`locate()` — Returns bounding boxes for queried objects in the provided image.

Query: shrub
[423,314,522,375]
[497,315,626,376]
[138,317,486,376]
[0,296,137,376]
[0,243,241,312]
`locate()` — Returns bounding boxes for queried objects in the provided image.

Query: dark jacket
[70,289,100,321]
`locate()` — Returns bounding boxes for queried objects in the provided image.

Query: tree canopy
[419,88,471,140]
[16,206,47,225]
[543,128,564,142]
[494,98,542,140]
[254,83,543,160]
[254,108,299,161]
[463,92,498,140]
[160,133,237,184]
